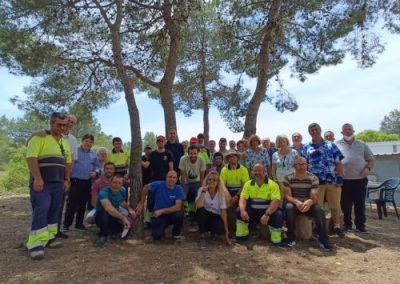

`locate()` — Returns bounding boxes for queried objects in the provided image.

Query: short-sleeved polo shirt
[26,135,72,183]
[240,178,281,201]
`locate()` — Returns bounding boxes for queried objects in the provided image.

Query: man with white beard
[336,123,375,233]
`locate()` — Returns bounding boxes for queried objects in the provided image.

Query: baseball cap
[190,137,198,144]
[156,135,166,142]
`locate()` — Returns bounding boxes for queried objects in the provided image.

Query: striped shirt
[283,172,319,202]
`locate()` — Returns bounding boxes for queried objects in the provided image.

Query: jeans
[151,211,184,240]
[285,202,328,242]
[95,209,124,237]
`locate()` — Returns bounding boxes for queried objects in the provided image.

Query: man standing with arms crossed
[26,112,72,260]
[337,123,375,233]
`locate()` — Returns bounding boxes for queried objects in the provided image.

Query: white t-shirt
[64,133,78,161]
[195,187,227,215]
[179,156,206,183]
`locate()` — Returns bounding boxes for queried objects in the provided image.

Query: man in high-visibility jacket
[236,163,285,246]
[220,150,250,237]
[26,112,72,260]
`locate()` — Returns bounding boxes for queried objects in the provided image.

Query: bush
[0,146,29,194]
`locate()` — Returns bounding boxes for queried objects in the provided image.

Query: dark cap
[197,133,205,139]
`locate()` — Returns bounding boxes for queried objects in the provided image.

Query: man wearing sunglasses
[26,112,72,260]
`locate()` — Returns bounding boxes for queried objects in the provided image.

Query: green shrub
[0,146,29,194]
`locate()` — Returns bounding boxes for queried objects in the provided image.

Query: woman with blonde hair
[195,170,232,249]
[271,134,299,182]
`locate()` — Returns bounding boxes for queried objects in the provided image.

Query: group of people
[25,112,375,260]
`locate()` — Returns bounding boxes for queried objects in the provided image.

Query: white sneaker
[30,249,45,260]
[121,228,130,238]
[46,240,63,249]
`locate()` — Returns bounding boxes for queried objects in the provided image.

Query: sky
[1,30,399,145]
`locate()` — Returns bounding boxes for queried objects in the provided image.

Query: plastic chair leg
[382,202,388,217]
[393,201,399,219]
[376,201,383,219]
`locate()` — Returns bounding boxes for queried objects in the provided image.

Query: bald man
[336,123,375,233]
[135,171,184,243]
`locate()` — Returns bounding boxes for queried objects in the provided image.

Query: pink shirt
[91,177,112,199]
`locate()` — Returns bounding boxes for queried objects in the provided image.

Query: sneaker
[30,249,45,260]
[62,225,70,232]
[75,224,86,230]
[110,233,119,240]
[287,240,296,247]
[95,236,108,247]
[334,227,345,238]
[319,241,335,252]
[356,227,368,234]
[55,231,69,239]
[173,235,182,245]
[121,228,130,239]
[197,239,207,249]
[273,241,288,248]
[46,239,63,249]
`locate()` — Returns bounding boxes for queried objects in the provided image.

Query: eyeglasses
[55,123,67,127]
[208,178,218,182]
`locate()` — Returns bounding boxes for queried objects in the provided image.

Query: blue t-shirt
[151,181,184,211]
[96,187,127,213]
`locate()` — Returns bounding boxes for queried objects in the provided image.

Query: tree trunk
[160,1,180,135]
[108,0,143,239]
[243,0,283,138]
[200,42,210,145]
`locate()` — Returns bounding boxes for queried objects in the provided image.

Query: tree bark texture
[243,0,283,138]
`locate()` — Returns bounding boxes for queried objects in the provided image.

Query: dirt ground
[1,193,400,284]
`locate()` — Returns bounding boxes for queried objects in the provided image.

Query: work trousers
[236,206,283,243]
[27,181,63,251]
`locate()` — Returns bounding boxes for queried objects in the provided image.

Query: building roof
[366,141,400,156]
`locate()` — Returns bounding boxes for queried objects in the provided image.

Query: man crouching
[135,171,184,244]
[95,175,136,247]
